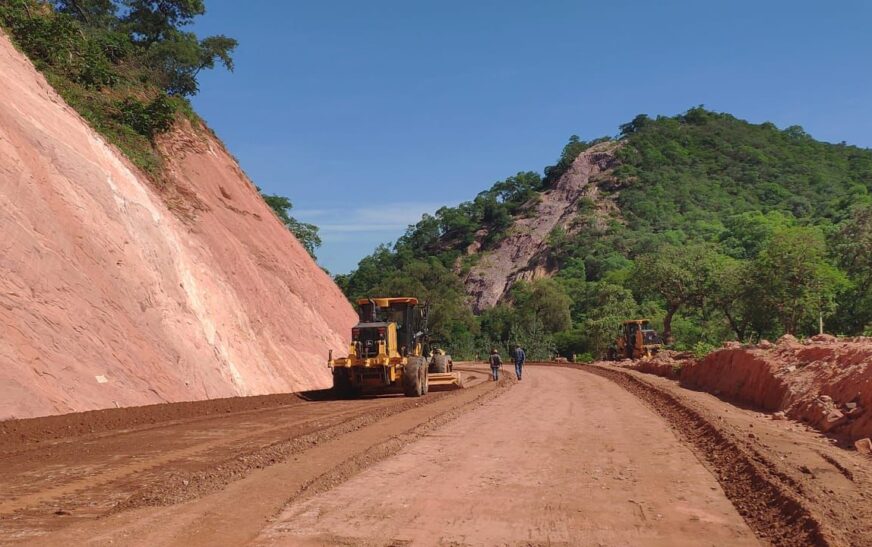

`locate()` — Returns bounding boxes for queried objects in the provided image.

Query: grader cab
[607,319,663,360]
[328,297,461,398]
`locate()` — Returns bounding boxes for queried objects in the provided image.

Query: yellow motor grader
[606,319,663,360]
[328,297,462,398]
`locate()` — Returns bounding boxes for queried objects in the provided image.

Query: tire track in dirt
[0,405,380,514]
[576,363,830,546]
[119,369,495,510]
[0,369,494,543]
[12,371,508,546]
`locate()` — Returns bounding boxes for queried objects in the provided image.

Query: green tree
[832,205,872,333]
[632,244,722,344]
[491,171,543,210]
[508,318,556,361]
[750,227,847,334]
[619,113,652,136]
[707,257,756,340]
[554,281,638,358]
[478,304,516,345]
[146,30,236,96]
[720,211,794,259]
[54,0,116,26]
[0,0,238,175]
[121,0,205,45]
[511,279,572,334]
[260,192,322,258]
[334,244,398,299]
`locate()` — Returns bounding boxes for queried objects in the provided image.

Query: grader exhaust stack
[328,297,462,398]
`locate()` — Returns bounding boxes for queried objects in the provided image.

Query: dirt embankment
[0,32,357,420]
[626,336,872,445]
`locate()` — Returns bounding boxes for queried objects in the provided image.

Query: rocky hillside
[464,141,621,311]
[0,32,357,420]
[339,109,872,359]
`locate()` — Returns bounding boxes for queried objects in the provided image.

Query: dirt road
[2,364,869,546]
[258,366,756,546]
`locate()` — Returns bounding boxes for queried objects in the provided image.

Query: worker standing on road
[513,345,526,381]
[489,348,502,381]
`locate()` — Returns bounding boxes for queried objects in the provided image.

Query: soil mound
[628,338,872,443]
[0,33,357,420]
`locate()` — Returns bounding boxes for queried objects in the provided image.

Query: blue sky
[191,1,872,274]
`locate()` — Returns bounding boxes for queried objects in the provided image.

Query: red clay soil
[4,365,871,545]
[0,391,328,454]
[0,369,497,545]
[583,363,872,547]
[627,335,872,445]
[0,31,357,421]
[261,366,760,546]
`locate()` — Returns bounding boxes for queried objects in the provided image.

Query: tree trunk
[663,306,678,345]
[70,0,91,24]
[724,311,745,341]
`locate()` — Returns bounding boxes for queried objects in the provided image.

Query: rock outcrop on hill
[463,141,620,311]
[0,33,357,420]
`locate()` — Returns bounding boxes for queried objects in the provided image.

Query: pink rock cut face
[0,33,357,420]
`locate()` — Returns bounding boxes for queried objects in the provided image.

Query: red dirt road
[3,364,870,546]
[258,365,756,546]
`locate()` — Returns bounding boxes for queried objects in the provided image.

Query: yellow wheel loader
[328,297,462,398]
[606,319,663,360]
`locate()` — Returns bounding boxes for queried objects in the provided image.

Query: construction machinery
[606,319,663,360]
[328,297,462,398]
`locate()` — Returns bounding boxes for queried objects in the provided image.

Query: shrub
[76,41,119,88]
[116,95,177,139]
[692,341,716,358]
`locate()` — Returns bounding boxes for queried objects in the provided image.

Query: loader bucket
[427,372,463,390]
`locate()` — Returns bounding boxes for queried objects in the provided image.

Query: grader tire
[332,370,359,399]
[403,358,424,397]
[421,364,429,395]
[431,354,449,374]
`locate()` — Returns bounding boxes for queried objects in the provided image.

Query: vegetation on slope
[0,0,236,175]
[338,108,872,360]
[259,191,322,259]
[1,0,321,258]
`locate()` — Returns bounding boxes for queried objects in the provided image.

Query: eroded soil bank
[627,335,872,446]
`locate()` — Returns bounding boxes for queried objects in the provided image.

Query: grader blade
[427,372,463,390]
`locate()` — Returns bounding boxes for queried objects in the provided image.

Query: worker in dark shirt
[513,345,526,381]
[488,348,502,381]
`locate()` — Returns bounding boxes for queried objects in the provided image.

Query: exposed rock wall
[463,141,619,311]
[0,33,357,420]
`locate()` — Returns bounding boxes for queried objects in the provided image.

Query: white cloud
[296,201,449,238]
[293,201,461,272]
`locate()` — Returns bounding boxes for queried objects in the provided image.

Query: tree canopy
[260,192,322,259]
[1,0,237,174]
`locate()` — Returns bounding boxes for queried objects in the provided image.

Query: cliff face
[463,141,620,311]
[0,33,358,420]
